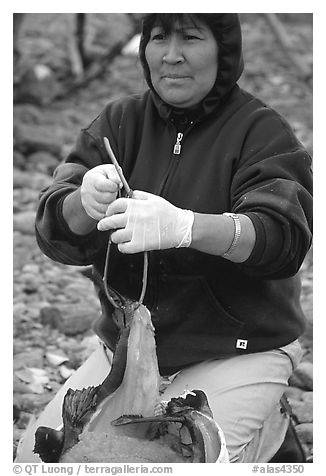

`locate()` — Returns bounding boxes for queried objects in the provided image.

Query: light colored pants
[15,339,302,463]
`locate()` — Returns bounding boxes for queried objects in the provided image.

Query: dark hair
[140,13,225,38]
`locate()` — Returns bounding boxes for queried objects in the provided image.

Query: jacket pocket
[151,274,244,334]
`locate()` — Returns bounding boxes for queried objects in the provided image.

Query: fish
[33,287,223,463]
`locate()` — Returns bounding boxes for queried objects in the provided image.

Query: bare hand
[80,164,122,220]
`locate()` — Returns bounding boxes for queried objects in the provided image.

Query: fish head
[166,389,214,419]
[107,286,141,329]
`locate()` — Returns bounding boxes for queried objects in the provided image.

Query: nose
[162,36,184,64]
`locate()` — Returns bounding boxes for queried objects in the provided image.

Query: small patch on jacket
[236,339,248,350]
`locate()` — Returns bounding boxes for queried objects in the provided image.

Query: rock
[289,361,313,391]
[14,63,61,106]
[45,351,68,367]
[301,391,313,404]
[14,188,39,212]
[15,411,35,430]
[13,428,25,460]
[14,348,44,370]
[301,348,313,363]
[13,210,37,235]
[59,365,75,381]
[14,122,62,156]
[13,302,28,321]
[59,305,98,336]
[13,168,52,190]
[44,282,63,297]
[295,423,313,445]
[283,385,305,402]
[295,392,313,425]
[40,306,64,330]
[13,426,24,441]
[27,150,59,174]
[290,400,313,423]
[59,337,87,358]
[13,404,21,422]
[13,150,26,169]
[14,169,30,189]
[295,423,313,463]
[81,334,100,352]
[21,272,40,293]
[14,103,43,125]
[62,281,99,304]
[44,266,66,281]
[13,379,34,395]
[14,236,40,269]
[22,263,40,274]
[15,392,55,414]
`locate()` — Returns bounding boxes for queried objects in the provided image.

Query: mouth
[161,76,191,86]
[162,74,191,80]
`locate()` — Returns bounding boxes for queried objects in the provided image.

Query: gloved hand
[80,164,122,220]
[97,190,195,253]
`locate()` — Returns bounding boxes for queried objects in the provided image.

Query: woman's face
[145,18,218,109]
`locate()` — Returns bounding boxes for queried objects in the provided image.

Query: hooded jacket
[35,14,312,375]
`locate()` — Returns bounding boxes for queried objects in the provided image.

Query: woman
[20,13,312,462]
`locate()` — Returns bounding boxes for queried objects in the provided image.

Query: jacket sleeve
[231,105,312,279]
[35,113,116,266]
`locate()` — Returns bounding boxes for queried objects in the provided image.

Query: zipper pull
[173,132,183,155]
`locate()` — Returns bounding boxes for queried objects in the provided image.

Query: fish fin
[112,414,184,426]
[33,426,64,463]
[59,386,101,456]
[62,386,100,428]
[111,414,144,425]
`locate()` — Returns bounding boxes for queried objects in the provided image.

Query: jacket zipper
[173,132,183,155]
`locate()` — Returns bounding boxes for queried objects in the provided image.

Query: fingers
[131,190,151,200]
[85,203,109,221]
[99,164,123,187]
[97,213,126,232]
[86,164,123,192]
[105,197,129,216]
[94,177,120,193]
[97,198,129,232]
[118,242,135,254]
[111,228,132,244]
[93,190,118,205]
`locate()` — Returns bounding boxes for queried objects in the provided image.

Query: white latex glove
[80,164,123,221]
[97,190,194,254]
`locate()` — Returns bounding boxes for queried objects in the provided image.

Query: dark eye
[152,33,165,41]
[184,34,200,41]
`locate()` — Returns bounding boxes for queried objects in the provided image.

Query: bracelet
[222,213,241,258]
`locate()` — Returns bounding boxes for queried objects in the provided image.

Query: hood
[138,13,244,119]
